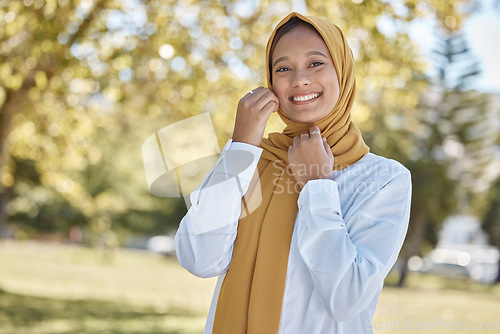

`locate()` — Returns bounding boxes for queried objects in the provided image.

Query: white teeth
[293,93,320,102]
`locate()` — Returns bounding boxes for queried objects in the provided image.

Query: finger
[309,125,321,140]
[323,137,334,159]
[241,88,269,106]
[250,86,267,99]
[300,131,309,141]
[258,90,279,111]
[293,136,300,146]
[261,100,279,116]
[255,89,278,110]
[241,86,265,101]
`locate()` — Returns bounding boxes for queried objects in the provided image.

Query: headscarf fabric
[212,12,370,334]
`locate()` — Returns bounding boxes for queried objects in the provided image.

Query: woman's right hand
[232,86,279,147]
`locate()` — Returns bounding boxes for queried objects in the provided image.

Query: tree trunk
[397,209,427,287]
[489,198,500,283]
[0,186,13,238]
[0,88,20,167]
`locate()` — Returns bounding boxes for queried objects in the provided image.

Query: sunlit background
[1,0,499,333]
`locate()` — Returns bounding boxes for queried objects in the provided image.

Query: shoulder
[356,153,411,181]
[337,153,412,224]
[333,152,411,194]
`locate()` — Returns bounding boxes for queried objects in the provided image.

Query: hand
[288,125,334,189]
[232,86,279,147]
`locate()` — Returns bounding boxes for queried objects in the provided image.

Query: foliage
[0,0,496,246]
[394,29,498,285]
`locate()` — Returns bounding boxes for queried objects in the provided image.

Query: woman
[174,12,412,334]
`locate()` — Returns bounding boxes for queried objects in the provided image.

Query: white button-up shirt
[175,139,412,334]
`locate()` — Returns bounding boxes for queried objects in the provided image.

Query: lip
[289,91,322,105]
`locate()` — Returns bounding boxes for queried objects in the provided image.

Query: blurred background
[1,0,499,333]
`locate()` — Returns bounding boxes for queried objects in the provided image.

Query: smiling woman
[174,12,412,334]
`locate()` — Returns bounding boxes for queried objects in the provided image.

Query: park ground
[0,241,499,334]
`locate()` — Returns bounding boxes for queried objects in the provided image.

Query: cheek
[322,74,340,98]
[272,79,288,102]
[329,72,340,96]
[329,81,340,97]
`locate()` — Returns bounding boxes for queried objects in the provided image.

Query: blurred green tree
[395,31,497,286]
[0,0,190,242]
[0,0,486,249]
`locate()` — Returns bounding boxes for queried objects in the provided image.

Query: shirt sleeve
[174,139,263,278]
[295,169,412,322]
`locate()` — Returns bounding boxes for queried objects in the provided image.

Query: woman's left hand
[288,125,334,189]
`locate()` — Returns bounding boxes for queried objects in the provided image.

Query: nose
[291,69,311,87]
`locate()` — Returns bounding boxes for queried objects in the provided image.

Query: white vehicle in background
[409,244,499,284]
[146,235,176,256]
[407,215,499,285]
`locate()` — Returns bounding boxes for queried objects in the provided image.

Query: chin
[288,111,321,124]
[290,115,317,124]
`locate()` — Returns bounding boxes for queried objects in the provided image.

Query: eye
[310,61,324,67]
[275,67,290,73]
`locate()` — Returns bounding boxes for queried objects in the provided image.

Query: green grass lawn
[0,240,215,333]
[1,240,499,333]
[376,275,500,333]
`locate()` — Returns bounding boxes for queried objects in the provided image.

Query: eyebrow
[273,51,329,68]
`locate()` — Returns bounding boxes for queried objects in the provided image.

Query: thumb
[322,137,334,161]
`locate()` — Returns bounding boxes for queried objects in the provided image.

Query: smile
[289,92,322,103]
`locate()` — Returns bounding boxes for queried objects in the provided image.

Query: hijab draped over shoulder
[212,12,369,334]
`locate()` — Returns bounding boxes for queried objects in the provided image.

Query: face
[271,25,340,124]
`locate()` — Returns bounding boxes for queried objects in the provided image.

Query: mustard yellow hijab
[212,12,369,333]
